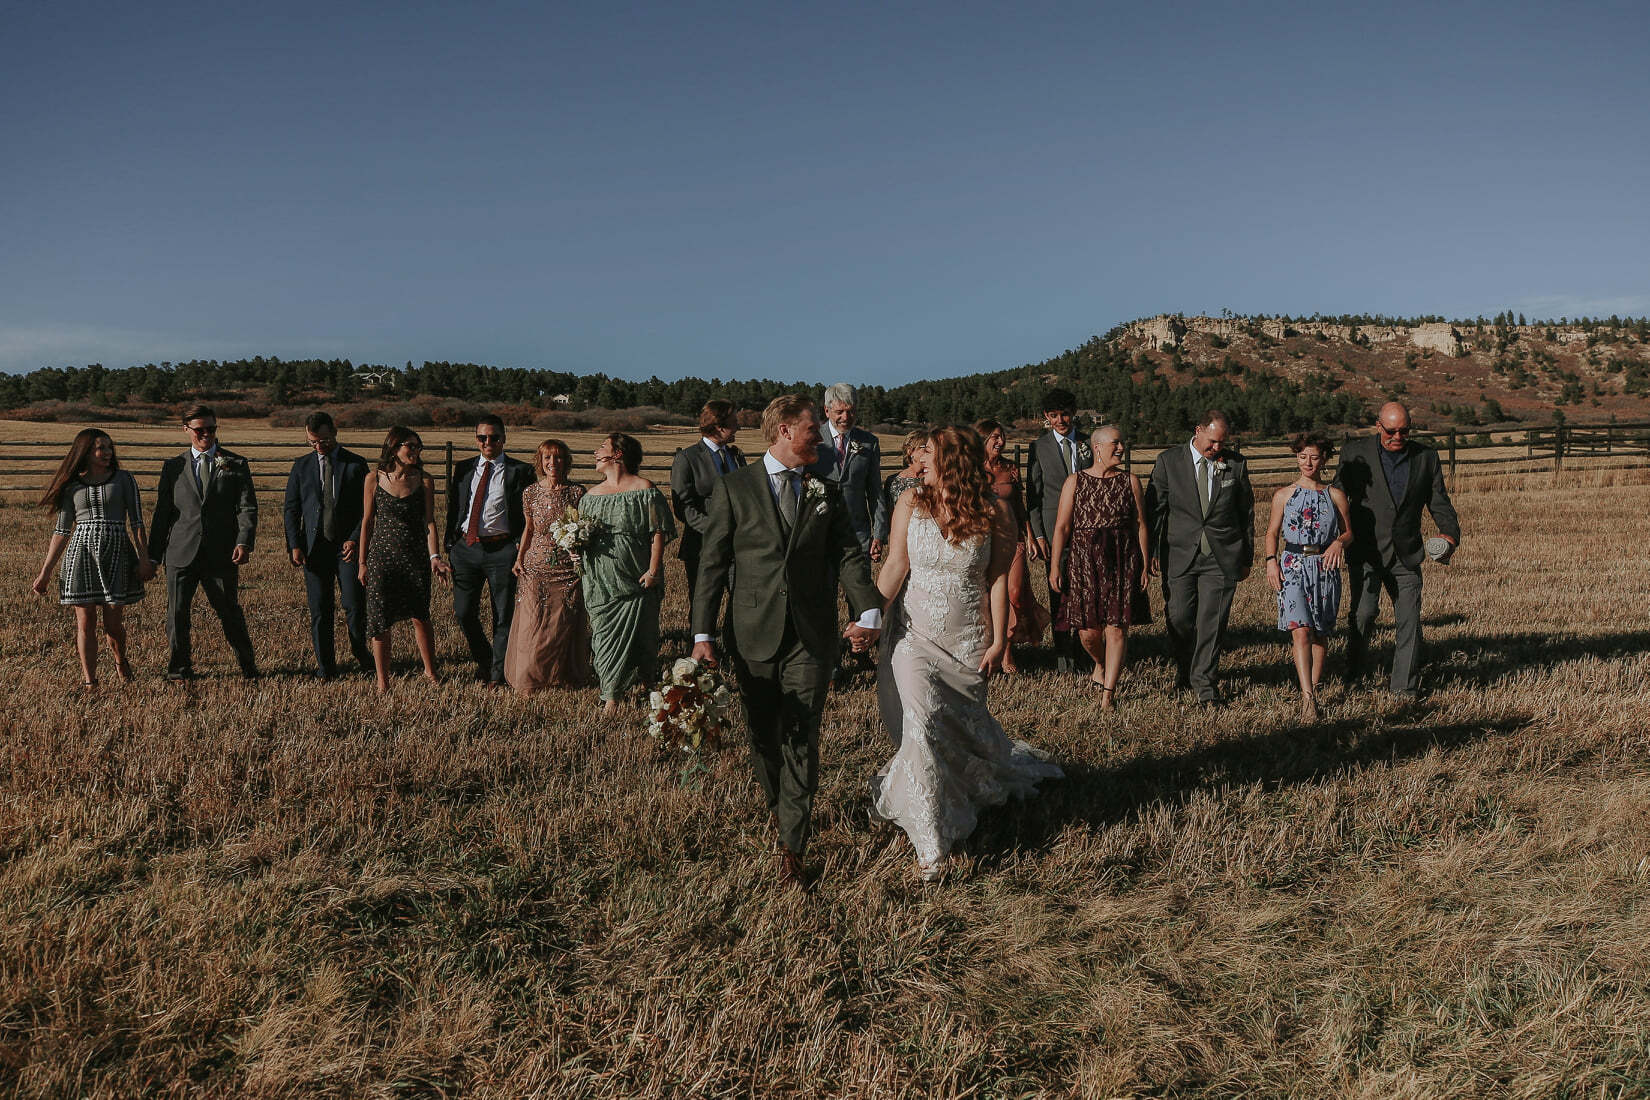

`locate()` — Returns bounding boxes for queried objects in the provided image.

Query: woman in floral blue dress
[1265,431,1352,722]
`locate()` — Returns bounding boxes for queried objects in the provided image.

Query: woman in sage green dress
[580,432,677,715]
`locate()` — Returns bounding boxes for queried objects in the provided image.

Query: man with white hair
[808,383,885,561]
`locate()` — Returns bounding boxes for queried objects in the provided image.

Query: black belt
[1284,541,1327,555]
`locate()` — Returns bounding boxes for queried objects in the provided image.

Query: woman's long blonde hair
[914,426,996,544]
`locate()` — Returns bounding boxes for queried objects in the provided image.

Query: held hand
[340,540,357,563]
[844,623,881,652]
[231,545,250,566]
[1031,537,1049,563]
[137,560,157,583]
[691,640,718,667]
[1266,560,1283,592]
[870,538,885,562]
[433,560,452,585]
[289,548,306,568]
[977,640,1006,678]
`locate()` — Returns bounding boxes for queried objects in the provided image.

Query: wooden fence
[4,422,1649,504]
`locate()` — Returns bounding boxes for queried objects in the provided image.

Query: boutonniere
[1212,460,1229,476]
[846,439,864,458]
[804,476,828,513]
[212,455,231,473]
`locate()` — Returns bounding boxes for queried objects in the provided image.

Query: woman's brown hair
[899,428,930,465]
[377,426,424,471]
[1289,430,1335,460]
[604,432,643,475]
[914,426,996,544]
[40,428,117,511]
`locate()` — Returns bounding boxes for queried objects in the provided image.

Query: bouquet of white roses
[647,657,735,753]
[545,506,602,572]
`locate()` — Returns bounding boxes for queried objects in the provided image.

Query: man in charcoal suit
[283,410,373,679]
[1025,387,1093,673]
[671,398,745,609]
[807,383,886,560]
[1333,400,1461,698]
[441,414,535,685]
[148,404,259,681]
[691,394,882,889]
[1146,409,1255,706]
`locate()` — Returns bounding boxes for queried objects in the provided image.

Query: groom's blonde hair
[761,394,816,444]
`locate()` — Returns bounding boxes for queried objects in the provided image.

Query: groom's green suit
[692,458,880,855]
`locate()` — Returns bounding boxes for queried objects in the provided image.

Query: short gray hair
[822,383,857,409]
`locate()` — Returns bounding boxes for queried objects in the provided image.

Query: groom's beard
[796,442,820,466]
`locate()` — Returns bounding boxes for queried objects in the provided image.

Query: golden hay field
[3,426,1650,1096]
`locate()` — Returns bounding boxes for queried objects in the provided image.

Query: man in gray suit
[1146,409,1254,705]
[148,404,259,681]
[807,383,885,560]
[1024,388,1092,673]
[283,411,373,680]
[670,398,745,608]
[691,394,882,889]
[1333,400,1461,698]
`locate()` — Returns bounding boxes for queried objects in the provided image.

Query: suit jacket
[806,426,885,546]
[1145,443,1255,580]
[670,440,746,563]
[1025,431,1093,543]
[443,455,534,549]
[283,446,369,554]
[691,462,880,663]
[149,447,258,570]
[1332,435,1461,570]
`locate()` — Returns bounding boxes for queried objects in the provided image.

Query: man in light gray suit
[671,398,745,608]
[807,383,885,560]
[1333,400,1461,698]
[1024,388,1092,673]
[148,404,259,681]
[1146,409,1254,706]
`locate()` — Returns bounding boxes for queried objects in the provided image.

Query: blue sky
[2,0,1646,384]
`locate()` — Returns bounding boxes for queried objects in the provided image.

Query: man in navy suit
[283,411,373,679]
[441,414,535,684]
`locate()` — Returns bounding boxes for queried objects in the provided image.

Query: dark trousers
[731,622,833,856]
[451,537,518,682]
[303,538,372,677]
[166,562,257,677]
[1346,559,1425,693]
[1163,553,1237,701]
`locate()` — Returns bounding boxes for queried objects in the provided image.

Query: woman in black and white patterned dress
[31,429,156,688]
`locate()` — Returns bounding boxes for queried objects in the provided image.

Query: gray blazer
[1025,431,1093,543]
[149,447,258,570]
[670,439,745,563]
[806,426,885,548]
[1145,443,1255,580]
[1333,435,1460,570]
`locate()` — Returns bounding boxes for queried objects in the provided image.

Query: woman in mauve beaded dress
[975,419,1049,674]
[504,439,591,694]
[31,429,156,688]
[358,426,450,693]
[1048,425,1150,711]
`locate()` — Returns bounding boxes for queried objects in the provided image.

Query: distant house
[552,393,572,407]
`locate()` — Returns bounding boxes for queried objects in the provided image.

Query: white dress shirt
[460,456,510,538]
[693,450,881,644]
[191,444,218,488]
[1188,440,1215,500]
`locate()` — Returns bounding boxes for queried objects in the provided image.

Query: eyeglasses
[1379,425,1411,437]
[476,433,502,442]
[187,425,217,436]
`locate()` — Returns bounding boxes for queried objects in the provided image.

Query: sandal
[114,660,135,683]
[1099,685,1117,712]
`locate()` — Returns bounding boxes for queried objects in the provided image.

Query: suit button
[779,589,787,597]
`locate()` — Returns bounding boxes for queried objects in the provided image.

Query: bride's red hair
[915,426,996,544]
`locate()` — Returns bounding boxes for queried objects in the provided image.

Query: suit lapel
[182,450,205,502]
[1367,439,1397,513]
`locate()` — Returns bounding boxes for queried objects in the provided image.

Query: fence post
[1447,430,1457,478]
[444,440,453,490]
[1124,439,1133,473]
[1525,428,1534,459]
[1554,425,1564,472]
[1607,415,1615,455]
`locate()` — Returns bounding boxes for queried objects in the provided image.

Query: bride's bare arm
[876,489,915,607]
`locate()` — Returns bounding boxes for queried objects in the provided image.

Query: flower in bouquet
[647,656,735,753]
[545,506,602,573]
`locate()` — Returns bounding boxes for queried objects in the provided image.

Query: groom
[692,394,883,888]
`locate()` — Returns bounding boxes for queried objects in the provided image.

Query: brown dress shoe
[777,849,804,889]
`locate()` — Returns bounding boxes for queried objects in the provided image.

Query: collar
[193,445,218,462]
[1054,430,1079,447]
[701,436,723,454]
[1188,440,1205,464]
[763,451,802,476]
[1380,445,1410,463]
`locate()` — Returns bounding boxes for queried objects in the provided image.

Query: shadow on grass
[1425,629,1650,689]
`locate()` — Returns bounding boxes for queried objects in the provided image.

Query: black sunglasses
[476,433,503,442]
[1380,425,1411,436]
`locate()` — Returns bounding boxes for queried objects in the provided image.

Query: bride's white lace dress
[872,509,1063,872]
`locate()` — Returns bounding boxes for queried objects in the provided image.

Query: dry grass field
[3,434,1650,1096]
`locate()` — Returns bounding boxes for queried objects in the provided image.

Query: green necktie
[1196,455,1212,554]
[778,470,799,529]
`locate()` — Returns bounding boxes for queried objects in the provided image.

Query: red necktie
[465,460,492,545]
[835,432,848,467]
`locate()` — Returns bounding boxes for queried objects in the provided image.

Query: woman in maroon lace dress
[1048,425,1150,709]
[504,439,592,694]
[975,420,1049,674]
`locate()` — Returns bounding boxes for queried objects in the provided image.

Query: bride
[871,426,1063,881]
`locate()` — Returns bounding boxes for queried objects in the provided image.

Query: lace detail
[873,512,1063,870]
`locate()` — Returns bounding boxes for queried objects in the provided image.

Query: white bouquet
[545,506,602,572]
[647,657,735,753]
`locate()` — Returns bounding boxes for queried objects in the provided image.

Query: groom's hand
[843,623,880,652]
[691,640,718,667]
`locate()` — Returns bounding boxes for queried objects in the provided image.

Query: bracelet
[1265,554,1278,562]
[429,554,440,562]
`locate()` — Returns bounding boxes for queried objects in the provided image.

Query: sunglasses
[188,425,217,436]
[1379,425,1411,437]
[476,433,502,442]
